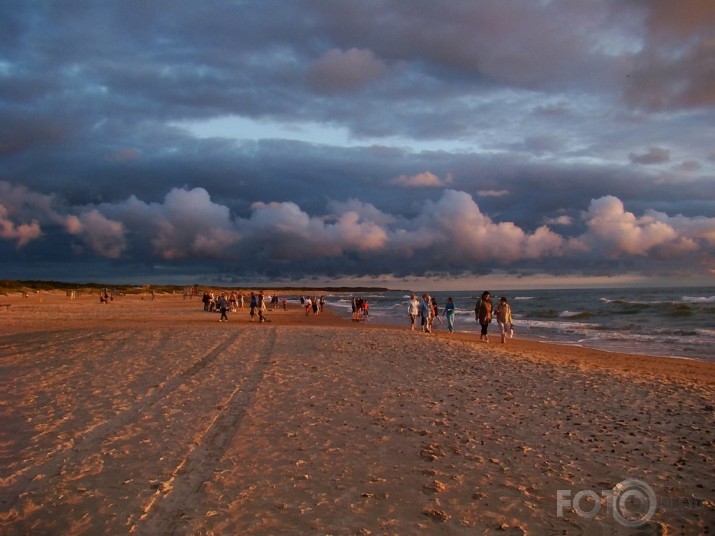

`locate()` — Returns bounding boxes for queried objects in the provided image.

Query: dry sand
[1,291,713,535]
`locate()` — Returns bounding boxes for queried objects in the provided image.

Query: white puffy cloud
[152,188,239,259]
[3,179,715,279]
[390,172,452,188]
[242,200,388,258]
[408,189,565,261]
[0,181,66,247]
[246,201,309,232]
[0,204,42,247]
[544,215,573,226]
[580,196,695,257]
[65,209,127,258]
[645,209,715,246]
[326,199,396,227]
[101,187,241,260]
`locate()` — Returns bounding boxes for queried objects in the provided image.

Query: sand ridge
[1,292,713,534]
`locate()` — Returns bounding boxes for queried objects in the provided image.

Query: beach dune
[1,292,713,534]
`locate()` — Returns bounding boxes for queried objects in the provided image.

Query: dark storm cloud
[1,1,714,284]
[629,147,671,165]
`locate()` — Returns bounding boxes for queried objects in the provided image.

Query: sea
[318,287,715,362]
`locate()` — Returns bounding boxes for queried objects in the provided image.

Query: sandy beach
[1,291,713,535]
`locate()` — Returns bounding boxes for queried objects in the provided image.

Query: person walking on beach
[443,297,456,334]
[408,295,420,330]
[257,291,267,322]
[249,292,257,321]
[419,294,432,333]
[475,291,493,342]
[431,296,442,328]
[493,296,513,344]
[217,293,229,322]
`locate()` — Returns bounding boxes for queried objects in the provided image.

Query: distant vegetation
[0,280,174,295]
[0,280,390,295]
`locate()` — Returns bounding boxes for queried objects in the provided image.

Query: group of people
[351,297,369,321]
[202,290,246,313]
[99,288,113,303]
[301,296,326,316]
[408,291,514,343]
[475,291,513,343]
[408,294,450,333]
[202,290,284,323]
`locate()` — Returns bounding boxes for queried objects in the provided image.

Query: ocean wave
[599,297,624,304]
[682,295,715,303]
[559,310,594,319]
[514,318,597,331]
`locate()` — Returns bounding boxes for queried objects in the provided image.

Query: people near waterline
[408,294,420,331]
[419,294,432,333]
[443,297,456,334]
[494,296,513,344]
[352,296,365,321]
[475,291,493,342]
[431,296,442,328]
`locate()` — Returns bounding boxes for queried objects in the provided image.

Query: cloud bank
[1,1,714,285]
[3,180,713,283]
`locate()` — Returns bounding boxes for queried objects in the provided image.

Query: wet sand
[1,291,713,534]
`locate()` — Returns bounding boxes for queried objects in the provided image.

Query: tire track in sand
[3,329,235,500]
[130,326,277,535]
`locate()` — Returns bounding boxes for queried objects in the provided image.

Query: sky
[1,0,714,290]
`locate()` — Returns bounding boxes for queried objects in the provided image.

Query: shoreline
[336,306,715,365]
[2,290,714,386]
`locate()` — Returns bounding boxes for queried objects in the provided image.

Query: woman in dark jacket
[475,291,493,342]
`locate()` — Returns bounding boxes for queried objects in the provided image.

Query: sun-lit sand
[1,291,713,535]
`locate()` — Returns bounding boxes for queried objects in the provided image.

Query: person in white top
[493,296,513,344]
[408,295,420,330]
